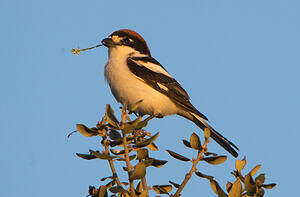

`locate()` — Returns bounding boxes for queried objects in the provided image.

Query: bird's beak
[101,38,115,47]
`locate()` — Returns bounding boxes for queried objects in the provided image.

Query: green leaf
[121,119,140,133]
[147,142,159,151]
[76,124,99,137]
[226,182,232,193]
[235,157,246,171]
[109,186,126,193]
[255,174,265,186]
[209,180,227,197]
[109,137,134,147]
[195,171,214,180]
[130,162,147,181]
[110,149,127,156]
[210,180,218,194]
[122,117,148,134]
[261,183,276,189]
[182,139,192,148]
[109,140,123,147]
[249,164,261,176]
[137,148,149,160]
[136,190,147,197]
[143,158,154,166]
[256,188,265,197]
[204,152,218,157]
[149,158,168,168]
[168,181,180,188]
[134,120,148,130]
[89,150,118,160]
[133,132,159,148]
[190,132,202,150]
[166,150,190,162]
[100,176,113,181]
[76,153,97,160]
[116,154,136,161]
[120,192,131,197]
[98,185,108,197]
[244,174,256,196]
[204,128,211,139]
[88,186,97,196]
[228,179,242,197]
[105,179,116,188]
[105,104,119,128]
[108,130,122,140]
[152,185,172,194]
[203,156,227,165]
[136,181,143,193]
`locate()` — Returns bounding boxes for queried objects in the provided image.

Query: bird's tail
[181,112,239,157]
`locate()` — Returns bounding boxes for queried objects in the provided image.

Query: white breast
[104,47,178,116]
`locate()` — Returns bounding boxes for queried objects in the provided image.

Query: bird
[101,29,239,157]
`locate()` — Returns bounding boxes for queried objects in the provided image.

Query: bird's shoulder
[127,56,210,121]
[127,56,190,100]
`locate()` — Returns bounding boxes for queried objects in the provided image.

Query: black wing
[127,56,208,121]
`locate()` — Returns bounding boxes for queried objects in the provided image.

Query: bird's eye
[122,37,131,44]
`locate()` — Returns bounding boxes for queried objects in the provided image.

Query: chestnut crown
[102,29,151,56]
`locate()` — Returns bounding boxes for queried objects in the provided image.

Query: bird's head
[102,29,151,57]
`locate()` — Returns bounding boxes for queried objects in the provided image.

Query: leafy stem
[121,106,136,197]
[102,135,123,187]
[73,104,276,197]
[173,138,209,196]
[122,131,136,196]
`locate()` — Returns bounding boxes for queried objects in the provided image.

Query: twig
[141,177,149,197]
[102,136,123,187]
[121,107,136,197]
[173,139,210,197]
[122,132,136,197]
[97,117,123,188]
[71,44,102,55]
[139,154,149,197]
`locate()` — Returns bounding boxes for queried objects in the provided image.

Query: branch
[103,135,123,187]
[173,138,210,196]
[141,177,149,197]
[121,107,136,197]
[122,132,136,196]
[138,154,149,197]
[97,117,124,188]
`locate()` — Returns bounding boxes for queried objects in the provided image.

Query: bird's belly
[105,62,178,116]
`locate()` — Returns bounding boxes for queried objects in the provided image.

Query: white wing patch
[133,60,173,78]
[157,83,169,91]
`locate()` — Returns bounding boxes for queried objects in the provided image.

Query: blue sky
[1,0,299,196]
